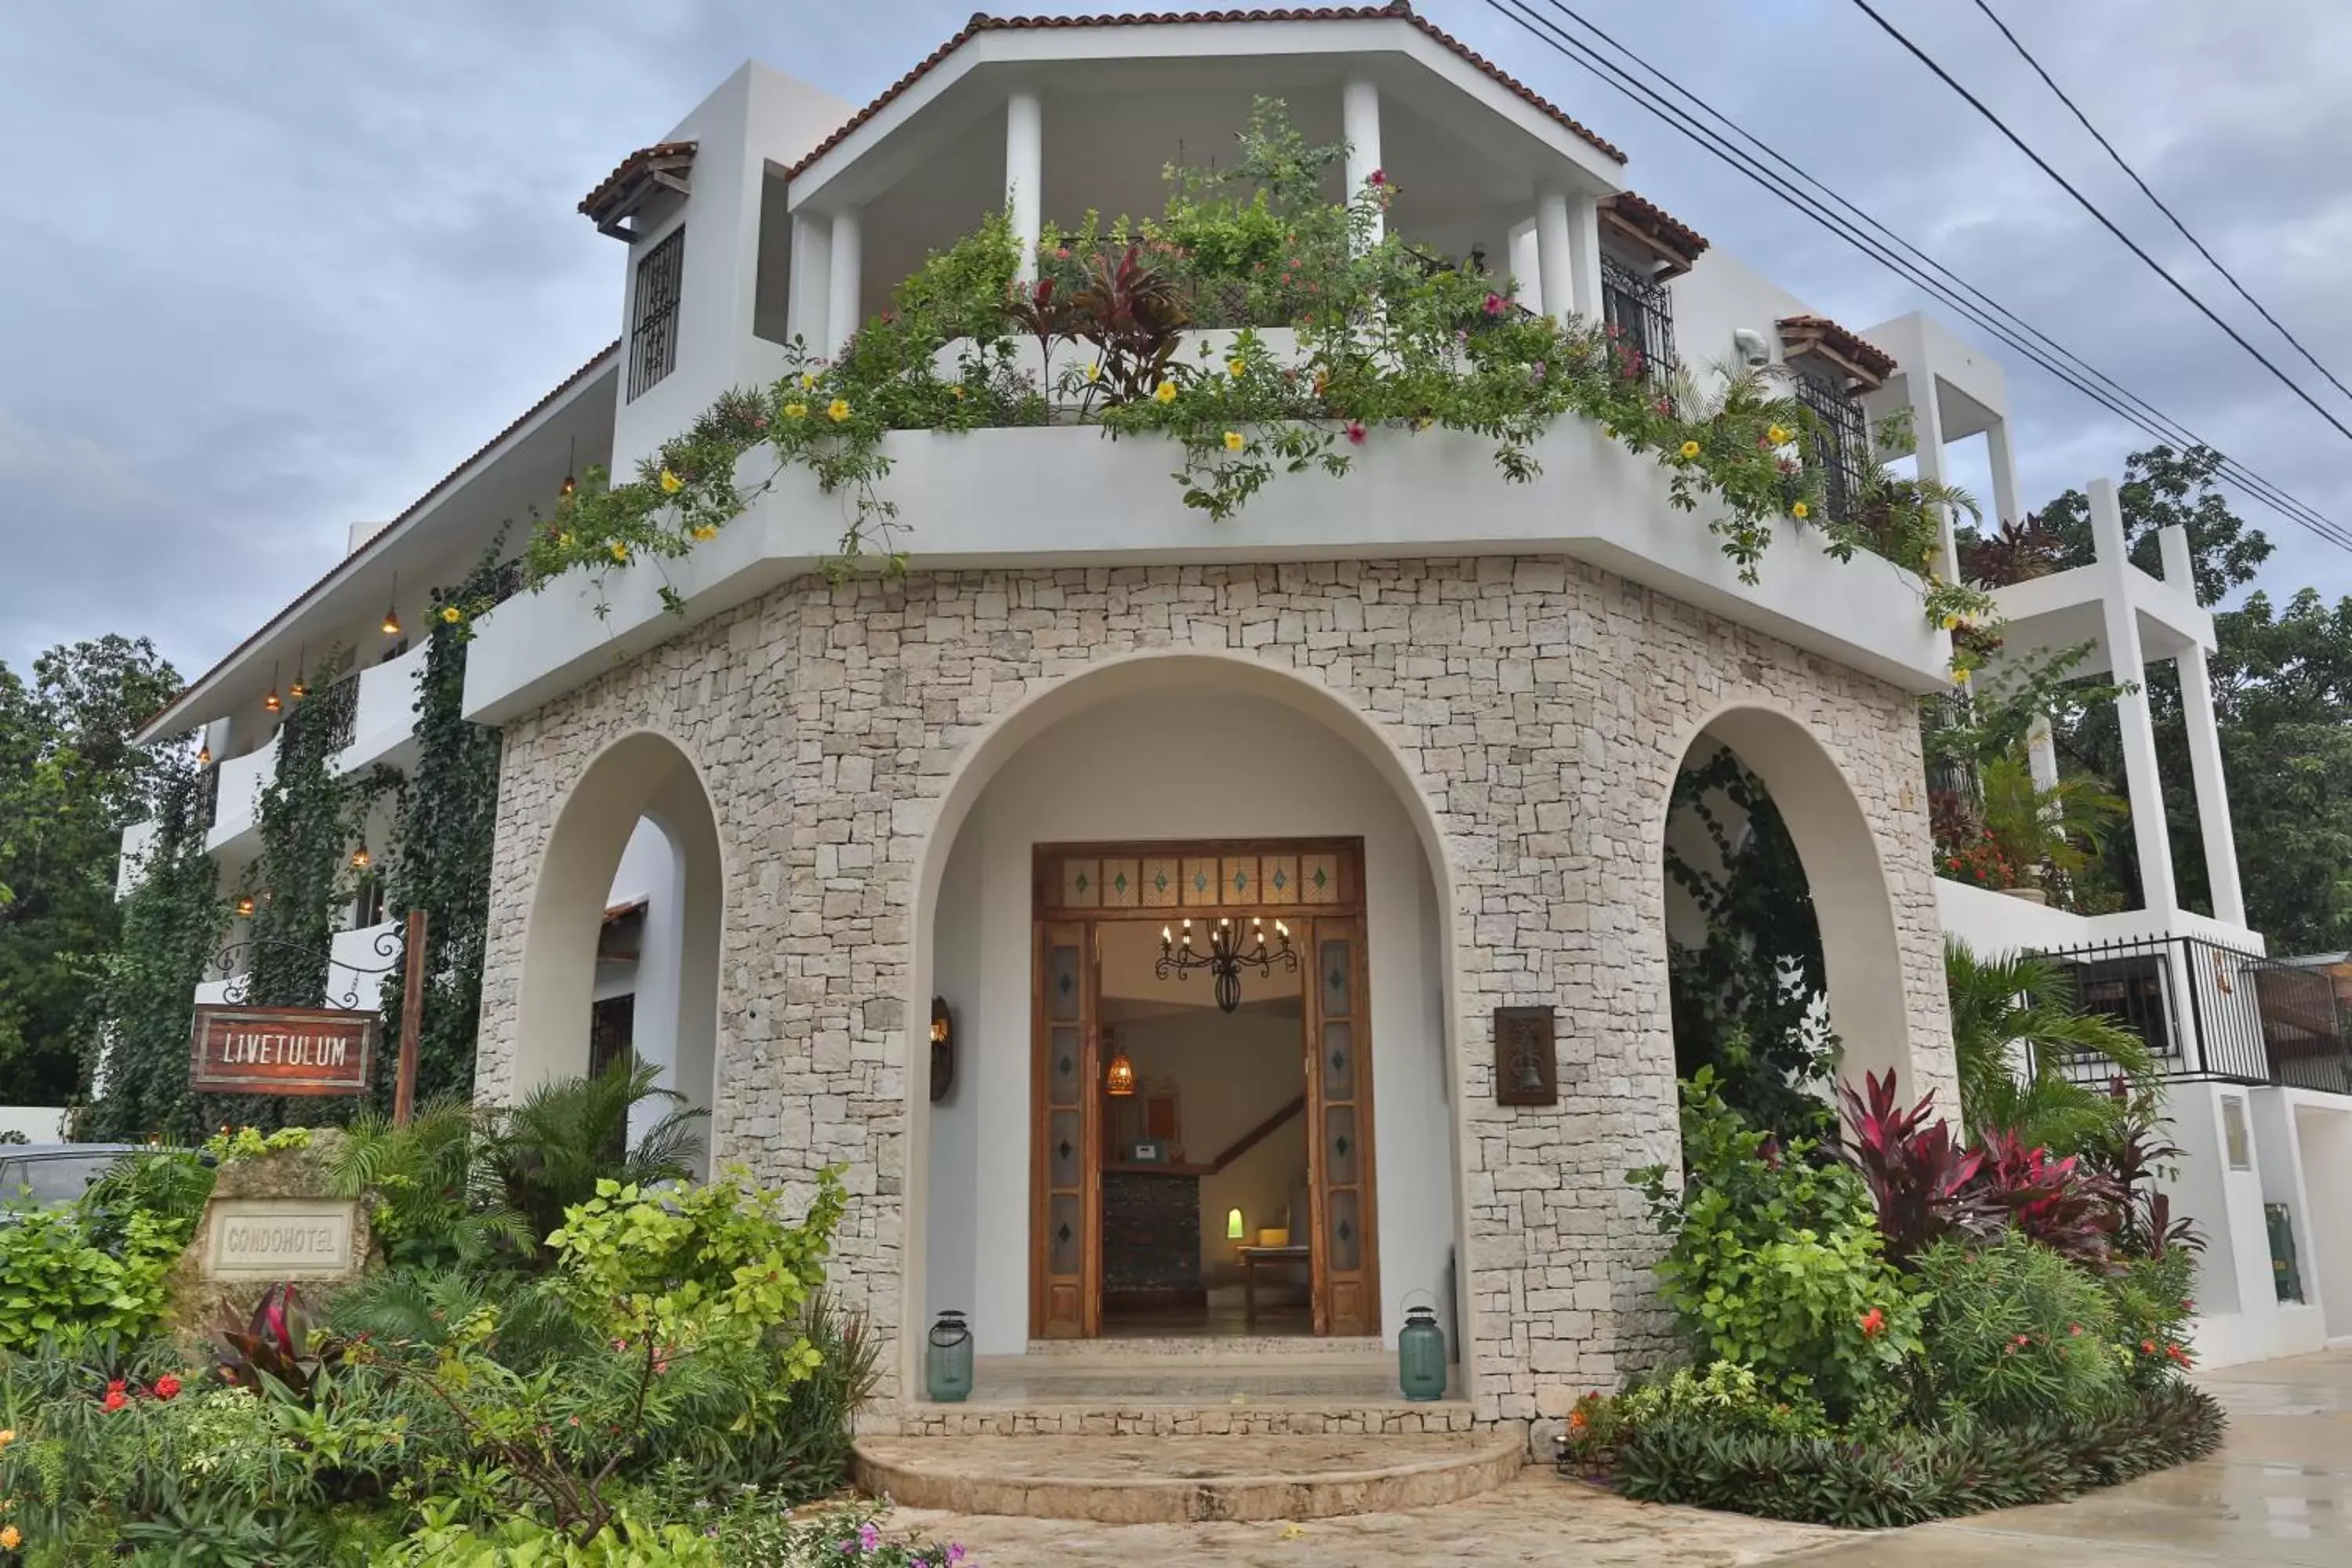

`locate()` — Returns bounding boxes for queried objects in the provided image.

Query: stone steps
[887,1396,1483,1438]
[854,1430,1523,1523]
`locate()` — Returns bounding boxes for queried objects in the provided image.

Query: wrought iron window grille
[1601,252,1679,400]
[628,227,685,401]
[1793,369,1871,524]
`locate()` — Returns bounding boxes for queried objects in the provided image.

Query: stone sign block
[201,1197,365,1282]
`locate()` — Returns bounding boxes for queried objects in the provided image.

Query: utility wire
[1475,0,2352,552]
[1842,0,2352,448]
[1966,0,2352,408]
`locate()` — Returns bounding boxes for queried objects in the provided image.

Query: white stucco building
[119,3,2346,1445]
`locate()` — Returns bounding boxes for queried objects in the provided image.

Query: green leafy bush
[1911,1232,2124,1422]
[2103,1247,2200,1388]
[1631,1071,1923,1418]
[1612,1382,2225,1528]
[0,1206,180,1352]
[1559,1359,1826,1476]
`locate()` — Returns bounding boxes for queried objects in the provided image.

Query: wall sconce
[1493,1005,1559,1106]
[234,895,255,918]
[350,842,372,870]
[929,996,954,1104]
[197,742,212,767]
[1226,1207,1245,1241]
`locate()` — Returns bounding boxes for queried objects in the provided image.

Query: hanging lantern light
[263,661,282,713]
[197,742,212,767]
[1105,1026,1136,1097]
[382,571,402,637]
[289,643,307,702]
[234,895,255,918]
[559,435,578,500]
[350,842,372,870]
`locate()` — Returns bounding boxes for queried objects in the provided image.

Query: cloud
[4,0,2348,685]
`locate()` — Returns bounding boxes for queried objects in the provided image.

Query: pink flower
[1367,167,1387,187]
[1346,421,1367,445]
[858,1522,883,1552]
[1483,292,1506,316]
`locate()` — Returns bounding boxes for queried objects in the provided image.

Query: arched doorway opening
[1664,706,1918,1129]
[512,730,721,1170]
[908,655,1466,1371]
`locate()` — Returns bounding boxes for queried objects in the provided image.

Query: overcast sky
[5,0,2350,682]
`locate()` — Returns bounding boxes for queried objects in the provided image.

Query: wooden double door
[1029,839,1380,1339]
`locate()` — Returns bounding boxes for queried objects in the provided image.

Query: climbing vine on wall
[78,757,220,1142]
[1664,748,1835,1139]
[376,548,510,1106]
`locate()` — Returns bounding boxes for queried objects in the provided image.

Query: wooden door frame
[1029,837,1379,1338]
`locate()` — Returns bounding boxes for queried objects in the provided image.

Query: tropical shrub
[2103,1247,2201,1389]
[1610,1381,2225,1529]
[720,1503,965,1568]
[1559,1359,1826,1476]
[1944,939,2157,1155]
[1911,1233,2124,1423]
[1970,1129,2121,1264]
[1632,1071,1924,1418]
[0,1205,180,1353]
[1836,1068,1999,1263]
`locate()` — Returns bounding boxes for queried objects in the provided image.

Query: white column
[2158,525,2248,928]
[826,207,862,360]
[786,212,832,350]
[1006,89,1044,284]
[1907,368,1961,583]
[1342,78,1383,249]
[1985,418,2024,530]
[2027,713,2060,793]
[2092,477,2179,914]
[1508,219,1539,310]
[1535,187,1574,325]
[1567,193,1603,321]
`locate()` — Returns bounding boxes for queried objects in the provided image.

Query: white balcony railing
[337,642,430,775]
[207,733,279,851]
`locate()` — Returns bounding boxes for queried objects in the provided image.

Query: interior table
[1236,1243,1312,1328]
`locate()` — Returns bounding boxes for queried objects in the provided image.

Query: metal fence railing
[2032,934,2352,1093]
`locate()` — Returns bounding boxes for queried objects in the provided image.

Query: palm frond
[1946,938,2158,1155]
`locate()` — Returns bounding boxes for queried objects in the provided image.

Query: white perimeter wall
[923,690,1458,1355]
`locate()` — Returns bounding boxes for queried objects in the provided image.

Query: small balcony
[207,733,280,853]
[337,641,430,775]
[2036,933,2352,1094]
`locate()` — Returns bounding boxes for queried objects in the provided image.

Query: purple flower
[1531,361,1547,381]
[949,1548,967,1566]
[859,1522,882,1553]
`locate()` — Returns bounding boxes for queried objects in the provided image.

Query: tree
[2041,444,2274,607]
[0,635,181,1102]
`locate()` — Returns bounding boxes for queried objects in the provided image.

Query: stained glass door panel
[1032,921,1101,1338]
[1304,915,1380,1336]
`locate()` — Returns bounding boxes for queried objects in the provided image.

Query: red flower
[2142,1339,2158,1355]
[103,1391,127,1412]
[1367,167,1387,187]
[1858,1307,1886,1338]
[107,1380,125,1396]
[154,1374,182,1400]
[2068,1323,2083,1337]
[1346,421,1367,446]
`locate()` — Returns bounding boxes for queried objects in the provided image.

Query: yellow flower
[1222,430,1245,452]
[557,531,574,548]
[1791,501,1810,519]
[692,524,718,541]
[440,606,463,625]
[785,402,808,419]
[1154,380,1178,404]
[1602,425,1617,439]
[0,1428,13,1445]
[1679,440,1701,459]
[610,542,630,562]
[798,373,816,390]
[1086,361,1102,383]
[1228,358,1247,379]
[949,384,967,400]
[2,1526,20,1551]
[827,398,851,423]
[1767,425,1790,445]
[659,468,683,495]
[1940,612,1962,631]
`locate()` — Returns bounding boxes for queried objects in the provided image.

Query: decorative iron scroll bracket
[209,926,401,1012]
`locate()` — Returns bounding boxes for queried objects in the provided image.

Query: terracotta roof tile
[1599,191,1708,265]
[785,4,1625,181]
[578,140,697,221]
[1777,313,1898,384]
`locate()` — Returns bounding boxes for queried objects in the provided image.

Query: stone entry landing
[855,1431,1523,1523]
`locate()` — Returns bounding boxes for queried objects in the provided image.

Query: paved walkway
[882,1348,2352,1566]
[1788,1348,2352,1567]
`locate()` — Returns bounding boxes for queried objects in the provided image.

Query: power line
[1472,0,2352,553]
[1842,0,2352,449]
[1965,0,2352,408]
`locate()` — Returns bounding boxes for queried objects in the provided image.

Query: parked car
[0,1144,153,1209]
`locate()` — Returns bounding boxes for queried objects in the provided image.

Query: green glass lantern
[1398,1298,1446,1402]
[925,1310,974,1403]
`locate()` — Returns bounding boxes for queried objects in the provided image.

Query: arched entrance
[511,730,721,1165]
[906,655,1467,1370]
[1664,705,1922,1105]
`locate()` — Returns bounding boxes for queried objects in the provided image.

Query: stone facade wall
[475,556,1954,1428]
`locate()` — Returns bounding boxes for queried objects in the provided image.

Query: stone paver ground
[883,1349,2352,1566]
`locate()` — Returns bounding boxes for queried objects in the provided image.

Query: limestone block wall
[474,556,1955,1426]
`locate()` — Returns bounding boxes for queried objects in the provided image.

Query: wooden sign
[1493,1005,1559,1106]
[189,1005,377,1096]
